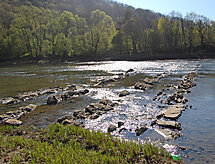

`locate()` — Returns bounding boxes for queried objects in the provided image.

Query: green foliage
[0,124,175,163]
[0,0,214,61]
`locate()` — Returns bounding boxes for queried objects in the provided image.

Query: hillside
[0,0,214,62]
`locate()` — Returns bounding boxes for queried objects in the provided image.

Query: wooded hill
[0,0,215,62]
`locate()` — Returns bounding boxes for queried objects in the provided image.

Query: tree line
[0,0,215,62]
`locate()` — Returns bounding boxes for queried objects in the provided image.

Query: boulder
[5,119,22,126]
[108,125,117,133]
[47,95,58,105]
[119,90,130,97]
[157,120,181,130]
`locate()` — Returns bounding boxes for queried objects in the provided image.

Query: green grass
[0,124,181,163]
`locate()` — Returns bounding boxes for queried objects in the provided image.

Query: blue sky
[115,0,215,20]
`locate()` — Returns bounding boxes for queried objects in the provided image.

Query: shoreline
[0,54,214,67]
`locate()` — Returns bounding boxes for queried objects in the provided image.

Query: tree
[195,15,210,47]
[185,12,197,53]
[122,17,144,53]
[89,9,116,54]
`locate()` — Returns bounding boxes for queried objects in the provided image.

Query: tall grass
[0,124,180,163]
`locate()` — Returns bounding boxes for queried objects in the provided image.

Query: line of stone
[0,87,90,126]
[0,85,77,105]
[154,72,198,140]
[134,72,170,90]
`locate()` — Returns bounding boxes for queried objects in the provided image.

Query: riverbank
[0,51,214,67]
[0,124,181,163]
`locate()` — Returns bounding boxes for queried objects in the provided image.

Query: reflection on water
[0,59,215,163]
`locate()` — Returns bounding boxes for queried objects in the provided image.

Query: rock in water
[5,119,22,126]
[108,125,117,133]
[135,127,148,136]
[20,104,37,112]
[157,120,181,130]
[118,121,124,128]
[119,90,130,97]
[47,95,58,105]
[126,69,134,73]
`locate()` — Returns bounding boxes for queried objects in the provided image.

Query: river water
[0,60,214,163]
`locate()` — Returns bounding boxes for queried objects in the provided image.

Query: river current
[0,60,214,163]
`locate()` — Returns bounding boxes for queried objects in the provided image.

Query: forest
[0,0,215,62]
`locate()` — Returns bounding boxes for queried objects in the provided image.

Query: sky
[115,0,215,20]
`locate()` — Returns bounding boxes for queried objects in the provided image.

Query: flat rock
[6,109,23,116]
[157,120,181,129]
[0,114,8,121]
[20,104,37,112]
[156,129,181,140]
[57,115,74,124]
[163,106,184,119]
[0,97,17,104]
[5,119,22,126]
[99,99,118,107]
[134,82,152,90]
[143,77,159,85]
[62,119,83,127]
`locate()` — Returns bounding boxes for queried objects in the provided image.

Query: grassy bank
[0,124,181,163]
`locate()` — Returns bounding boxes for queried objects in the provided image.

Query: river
[0,59,214,163]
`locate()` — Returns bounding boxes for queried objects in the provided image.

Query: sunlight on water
[0,59,214,163]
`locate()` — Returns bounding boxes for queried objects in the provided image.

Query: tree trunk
[132,40,137,53]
